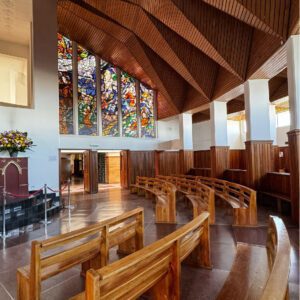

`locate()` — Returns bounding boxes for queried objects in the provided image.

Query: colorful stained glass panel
[77,45,97,135]
[140,83,155,138]
[58,33,73,134]
[100,60,119,136]
[121,72,137,137]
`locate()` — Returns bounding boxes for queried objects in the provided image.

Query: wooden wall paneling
[128,151,156,185]
[287,129,300,225]
[272,146,290,173]
[179,150,194,174]
[158,151,180,175]
[210,146,230,178]
[245,141,273,189]
[194,150,211,168]
[229,149,246,169]
[83,150,99,194]
[223,169,247,186]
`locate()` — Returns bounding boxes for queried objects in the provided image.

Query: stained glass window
[140,83,155,138]
[121,72,138,137]
[58,33,73,134]
[100,60,119,136]
[77,45,97,135]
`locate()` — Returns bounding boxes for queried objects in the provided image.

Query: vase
[8,150,18,158]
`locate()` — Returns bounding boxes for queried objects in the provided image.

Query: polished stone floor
[0,188,299,299]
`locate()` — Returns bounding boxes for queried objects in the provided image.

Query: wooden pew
[260,171,291,213]
[70,212,211,300]
[217,215,291,300]
[157,175,215,224]
[131,176,177,223]
[17,208,144,300]
[175,174,257,226]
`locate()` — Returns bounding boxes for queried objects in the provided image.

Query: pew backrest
[157,175,215,223]
[17,208,144,300]
[261,216,291,300]
[79,212,211,300]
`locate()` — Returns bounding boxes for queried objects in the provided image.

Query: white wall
[0,0,59,191]
[192,120,211,150]
[277,126,289,146]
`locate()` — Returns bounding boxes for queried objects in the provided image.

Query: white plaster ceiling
[0,0,32,45]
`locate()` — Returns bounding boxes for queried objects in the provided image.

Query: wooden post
[287,129,300,225]
[210,146,230,178]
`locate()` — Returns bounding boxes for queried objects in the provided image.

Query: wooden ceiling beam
[81,0,208,96]
[126,0,243,79]
[171,0,253,80]
[202,0,286,39]
[235,0,291,40]
[148,15,219,99]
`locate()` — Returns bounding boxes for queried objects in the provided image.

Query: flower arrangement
[0,130,34,157]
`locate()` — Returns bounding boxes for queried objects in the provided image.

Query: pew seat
[217,215,291,300]
[17,208,144,300]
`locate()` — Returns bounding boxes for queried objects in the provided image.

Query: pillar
[287,35,300,224]
[210,101,229,178]
[244,79,273,189]
[178,113,194,174]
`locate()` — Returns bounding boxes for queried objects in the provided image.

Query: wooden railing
[217,215,290,299]
[17,208,144,300]
[157,175,215,224]
[174,175,257,226]
[130,176,176,223]
[71,212,211,300]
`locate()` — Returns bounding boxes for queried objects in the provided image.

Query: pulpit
[0,158,29,197]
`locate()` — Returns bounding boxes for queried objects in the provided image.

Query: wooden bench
[157,175,215,224]
[70,212,211,300]
[260,171,291,213]
[131,176,177,223]
[17,208,144,300]
[174,174,257,226]
[217,215,291,299]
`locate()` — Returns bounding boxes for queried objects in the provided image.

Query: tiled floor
[0,188,298,299]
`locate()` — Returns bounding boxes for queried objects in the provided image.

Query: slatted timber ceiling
[57,0,298,119]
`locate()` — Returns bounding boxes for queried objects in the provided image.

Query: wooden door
[83,150,98,194]
[120,150,129,188]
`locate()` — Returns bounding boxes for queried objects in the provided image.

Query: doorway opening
[60,150,122,194]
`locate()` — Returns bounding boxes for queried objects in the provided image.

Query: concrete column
[244,80,273,188]
[210,101,228,146]
[179,113,193,150]
[244,79,272,141]
[209,101,229,178]
[287,35,300,225]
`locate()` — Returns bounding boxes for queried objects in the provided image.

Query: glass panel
[100,60,119,136]
[77,45,97,135]
[140,83,155,138]
[121,72,138,137]
[58,33,73,134]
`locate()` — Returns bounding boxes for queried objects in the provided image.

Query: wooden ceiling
[57,0,299,119]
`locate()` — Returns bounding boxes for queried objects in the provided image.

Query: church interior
[0,0,299,299]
